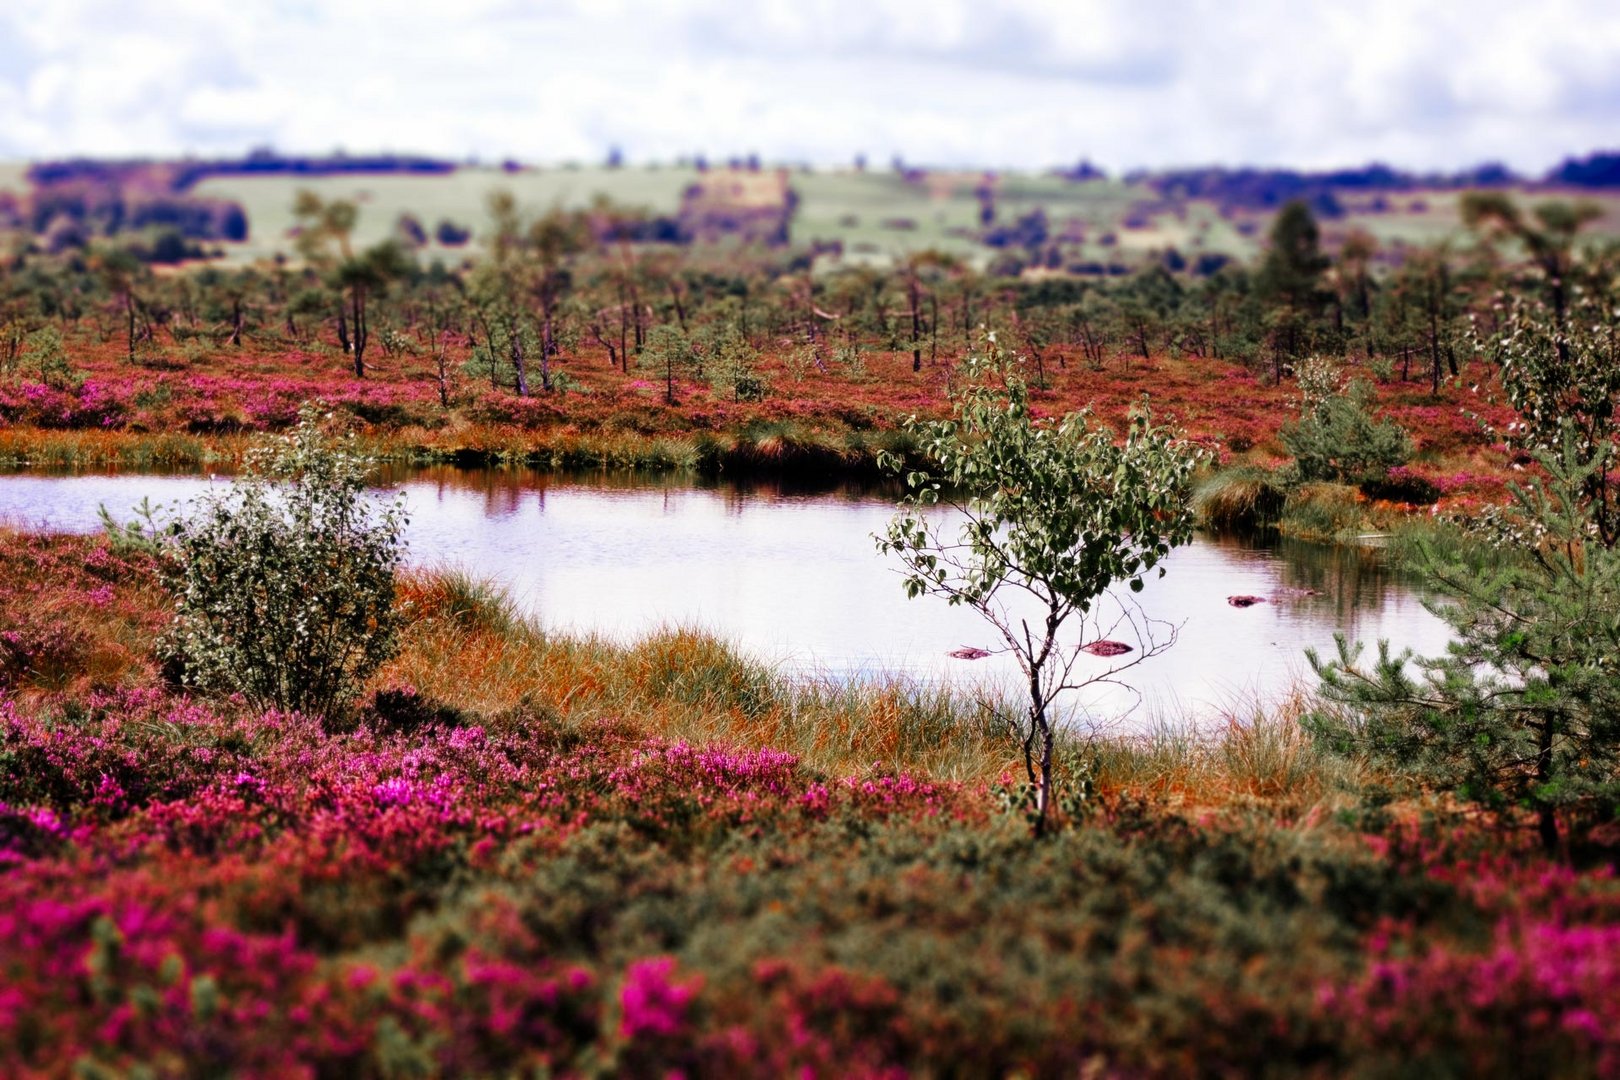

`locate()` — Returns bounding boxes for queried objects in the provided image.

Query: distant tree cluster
[1547,150,1620,188]
[27,150,457,194]
[1139,162,1523,216]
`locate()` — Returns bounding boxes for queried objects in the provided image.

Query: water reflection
[369,462,906,504]
[0,466,1452,726]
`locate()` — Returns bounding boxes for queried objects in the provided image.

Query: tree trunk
[1026,687,1054,838]
[909,276,923,373]
[540,305,554,392]
[1536,718,1561,854]
[617,281,630,371]
[1428,305,1442,396]
[350,285,367,379]
[1546,256,1571,366]
[435,334,451,409]
[668,280,686,333]
[510,321,528,397]
[929,293,939,364]
[592,320,619,370]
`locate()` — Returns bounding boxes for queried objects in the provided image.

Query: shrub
[22,326,80,389]
[1309,434,1620,851]
[703,325,768,402]
[1280,356,1411,486]
[164,406,407,718]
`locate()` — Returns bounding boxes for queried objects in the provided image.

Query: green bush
[705,326,768,402]
[165,407,407,718]
[1280,357,1411,487]
[1308,432,1620,851]
[23,326,80,389]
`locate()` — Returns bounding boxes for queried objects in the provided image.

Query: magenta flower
[619,957,701,1040]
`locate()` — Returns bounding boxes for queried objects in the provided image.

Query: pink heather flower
[372,777,416,807]
[800,783,832,815]
[619,957,701,1040]
[25,807,62,834]
[447,726,486,751]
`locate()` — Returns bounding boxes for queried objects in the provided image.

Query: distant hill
[1548,151,1620,188]
[27,151,459,195]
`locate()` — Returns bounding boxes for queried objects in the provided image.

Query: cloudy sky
[2,0,1617,172]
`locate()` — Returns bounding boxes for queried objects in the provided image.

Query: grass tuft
[1194,465,1288,531]
[1081,693,1359,811]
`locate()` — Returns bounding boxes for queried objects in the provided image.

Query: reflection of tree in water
[1200,530,1289,575]
[1200,530,1424,628]
[376,462,903,514]
[1274,536,1406,625]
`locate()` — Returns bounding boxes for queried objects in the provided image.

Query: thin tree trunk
[475,311,500,390]
[1536,718,1561,854]
[617,281,630,371]
[435,331,452,408]
[510,319,528,397]
[351,286,367,379]
[541,305,554,392]
[929,293,939,364]
[909,276,922,373]
[668,281,686,333]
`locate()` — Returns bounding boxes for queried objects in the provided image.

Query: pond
[0,465,1453,725]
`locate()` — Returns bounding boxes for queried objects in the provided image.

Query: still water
[0,466,1453,724]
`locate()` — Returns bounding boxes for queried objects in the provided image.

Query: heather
[3,530,1620,1075]
[0,331,1514,499]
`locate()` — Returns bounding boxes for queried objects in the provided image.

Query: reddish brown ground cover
[1,330,1520,515]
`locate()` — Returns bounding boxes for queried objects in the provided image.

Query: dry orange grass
[385,572,1358,804]
[0,528,169,700]
[2,533,1365,808]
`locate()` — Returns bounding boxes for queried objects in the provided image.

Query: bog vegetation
[2,167,1620,1073]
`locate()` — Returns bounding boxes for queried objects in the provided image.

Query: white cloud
[0,0,1615,171]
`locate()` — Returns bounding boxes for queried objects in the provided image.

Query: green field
[188,164,1281,269]
[191,164,703,262]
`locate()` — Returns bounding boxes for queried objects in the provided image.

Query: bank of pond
[0,464,1450,726]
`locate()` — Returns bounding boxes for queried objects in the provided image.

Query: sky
[1,0,1618,173]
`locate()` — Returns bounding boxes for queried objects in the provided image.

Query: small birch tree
[877,337,1202,832]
